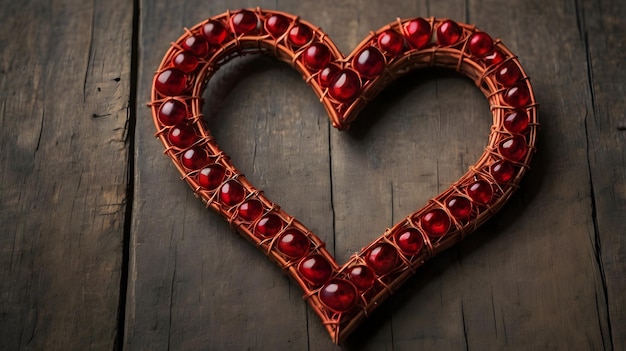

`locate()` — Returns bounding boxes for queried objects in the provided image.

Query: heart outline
[149,8,538,344]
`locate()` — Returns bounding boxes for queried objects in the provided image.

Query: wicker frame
[149,8,538,344]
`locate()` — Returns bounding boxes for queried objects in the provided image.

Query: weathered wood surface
[1,0,624,350]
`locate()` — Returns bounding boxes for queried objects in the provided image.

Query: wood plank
[0,0,132,349]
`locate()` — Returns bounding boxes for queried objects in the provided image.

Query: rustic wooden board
[0,0,132,349]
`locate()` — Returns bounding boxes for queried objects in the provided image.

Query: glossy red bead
[302,43,331,71]
[348,265,376,291]
[467,180,493,204]
[181,147,208,170]
[491,160,516,183]
[288,24,313,47]
[496,60,522,86]
[219,180,245,206]
[157,99,187,126]
[298,254,332,286]
[468,32,493,57]
[437,20,462,46]
[238,199,263,221]
[394,228,424,256]
[231,10,258,35]
[504,83,531,107]
[366,243,398,274]
[353,46,385,78]
[420,209,451,237]
[504,109,529,134]
[198,164,225,190]
[255,213,283,237]
[378,29,404,56]
[155,68,186,96]
[265,14,290,38]
[172,51,198,73]
[405,18,431,49]
[485,50,505,67]
[168,124,196,148]
[329,70,361,102]
[182,35,209,57]
[277,229,310,259]
[319,279,357,312]
[499,135,528,162]
[446,196,472,219]
[318,64,339,88]
[202,20,228,45]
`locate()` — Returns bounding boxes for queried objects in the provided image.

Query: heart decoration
[149,8,537,344]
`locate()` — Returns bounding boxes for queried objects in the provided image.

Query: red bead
[220,180,245,206]
[498,135,528,162]
[348,265,376,291]
[277,229,310,259]
[231,10,258,35]
[298,254,332,286]
[378,29,404,56]
[168,124,196,148]
[491,160,516,183]
[366,243,398,274]
[496,60,522,86]
[265,14,290,38]
[319,279,357,312]
[181,147,208,170]
[437,20,462,46]
[302,43,331,71]
[503,110,529,134]
[288,24,313,47]
[318,64,339,88]
[353,46,385,78]
[405,18,431,49]
[172,51,198,73]
[198,164,225,190]
[420,209,451,237]
[484,50,505,67]
[255,213,283,237]
[202,20,228,45]
[446,196,472,219]
[238,199,263,221]
[329,70,361,102]
[467,180,493,204]
[394,228,424,256]
[468,32,493,57]
[155,68,186,96]
[182,35,209,57]
[157,99,187,126]
[504,83,531,107]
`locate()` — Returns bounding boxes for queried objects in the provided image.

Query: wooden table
[1,0,624,350]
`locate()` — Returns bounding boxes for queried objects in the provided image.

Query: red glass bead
[202,20,228,45]
[172,51,198,73]
[467,180,493,204]
[238,199,263,221]
[503,110,529,134]
[348,265,376,291]
[394,228,424,256]
[468,32,493,57]
[318,64,339,88]
[378,29,404,56]
[181,147,208,170]
[353,46,385,78]
[498,135,528,162]
[288,24,313,47]
[504,83,531,107]
[168,124,196,148]
[219,180,245,206]
[302,43,331,71]
[420,209,451,237]
[198,164,225,190]
[437,20,462,46]
[446,196,472,219]
[182,35,209,57]
[298,254,332,286]
[491,160,516,183]
[319,279,357,312]
[155,68,186,96]
[231,10,258,35]
[485,50,505,67]
[277,229,310,259]
[329,70,361,102]
[366,243,398,274]
[265,14,290,38]
[496,60,522,86]
[158,99,187,126]
[405,18,431,49]
[255,213,283,237]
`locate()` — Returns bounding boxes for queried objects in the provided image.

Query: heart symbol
[149,8,537,344]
